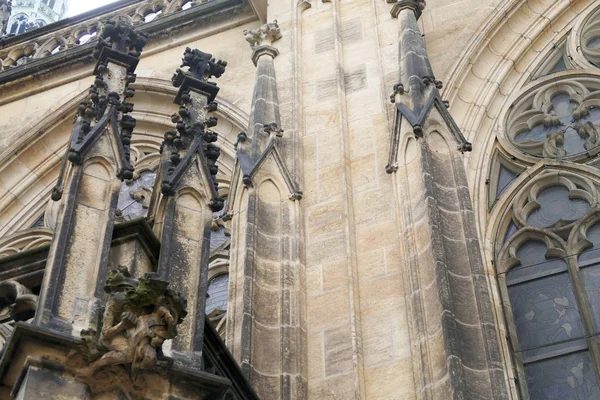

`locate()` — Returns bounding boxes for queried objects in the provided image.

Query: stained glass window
[514,93,600,157]
[497,165,518,198]
[117,170,157,221]
[210,199,229,250]
[205,274,229,314]
[548,58,567,75]
[526,186,590,229]
[506,238,600,398]
[524,351,600,400]
[502,180,600,398]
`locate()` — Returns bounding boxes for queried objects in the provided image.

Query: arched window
[498,173,600,398]
[10,15,28,35]
[205,274,229,314]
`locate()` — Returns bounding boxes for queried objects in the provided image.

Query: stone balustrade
[0,0,199,71]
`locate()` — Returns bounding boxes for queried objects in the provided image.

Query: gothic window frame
[9,14,28,35]
[495,169,600,399]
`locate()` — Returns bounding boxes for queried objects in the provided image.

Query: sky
[67,0,121,17]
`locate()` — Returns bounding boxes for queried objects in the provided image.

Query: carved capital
[251,45,280,66]
[244,20,282,53]
[389,0,426,19]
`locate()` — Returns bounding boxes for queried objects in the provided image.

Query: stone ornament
[244,21,282,65]
[0,281,37,350]
[161,47,227,211]
[78,267,187,377]
[578,6,600,68]
[51,20,147,201]
[243,20,282,49]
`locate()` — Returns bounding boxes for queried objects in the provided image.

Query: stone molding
[388,0,426,19]
[250,44,279,66]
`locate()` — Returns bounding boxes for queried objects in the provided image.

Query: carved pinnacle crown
[172,47,227,86]
[243,20,282,49]
[93,21,148,59]
[389,0,426,19]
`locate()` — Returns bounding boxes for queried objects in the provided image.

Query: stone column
[227,21,306,400]
[151,48,227,362]
[35,22,147,335]
[386,1,509,398]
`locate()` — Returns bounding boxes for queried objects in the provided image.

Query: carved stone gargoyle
[78,267,187,378]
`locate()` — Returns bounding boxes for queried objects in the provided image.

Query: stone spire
[147,47,227,362]
[238,20,288,164]
[387,0,469,157]
[226,21,306,400]
[37,21,147,333]
[386,1,508,399]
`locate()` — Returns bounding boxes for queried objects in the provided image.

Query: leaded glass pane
[548,58,567,74]
[581,265,600,331]
[506,241,568,285]
[210,199,229,250]
[527,186,590,229]
[588,37,600,49]
[515,94,572,144]
[524,351,600,400]
[514,93,600,156]
[117,171,157,221]
[579,222,600,263]
[31,214,45,229]
[205,274,229,314]
[508,272,585,352]
[210,228,228,250]
[504,220,518,243]
[497,165,518,198]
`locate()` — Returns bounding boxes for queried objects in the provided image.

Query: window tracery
[507,79,600,161]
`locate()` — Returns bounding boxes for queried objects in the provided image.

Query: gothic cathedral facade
[0,0,599,399]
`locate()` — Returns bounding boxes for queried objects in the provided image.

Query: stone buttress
[226,20,307,400]
[36,23,147,333]
[148,47,227,365]
[385,1,508,398]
